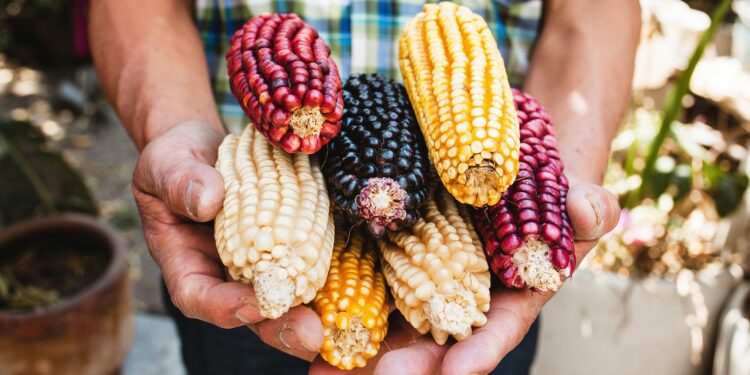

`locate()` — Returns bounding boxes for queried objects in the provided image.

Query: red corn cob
[473,89,574,292]
[226,14,344,154]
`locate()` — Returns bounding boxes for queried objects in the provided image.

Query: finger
[136,194,260,328]
[160,233,262,327]
[374,338,446,375]
[170,274,264,328]
[309,336,446,375]
[442,289,545,375]
[134,122,226,222]
[566,181,620,241]
[308,314,447,375]
[249,305,324,361]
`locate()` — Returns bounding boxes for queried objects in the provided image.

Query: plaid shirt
[195,0,542,132]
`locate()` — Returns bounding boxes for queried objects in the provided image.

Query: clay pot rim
[0,214,127,320]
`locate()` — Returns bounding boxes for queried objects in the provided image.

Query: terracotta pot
[0,215,133,375]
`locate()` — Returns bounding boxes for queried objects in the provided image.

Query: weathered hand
[308,175,619,375]
[132,122,324,361]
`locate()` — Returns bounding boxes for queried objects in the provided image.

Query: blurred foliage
[0,118,97,227]
[587,0,749,278]
[596,105,748,278]
[633,0,738,211]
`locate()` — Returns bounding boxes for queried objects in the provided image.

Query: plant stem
[636,0,733,202]
[0,132,57,215]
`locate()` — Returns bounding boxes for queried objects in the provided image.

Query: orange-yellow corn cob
[378,188,491,345]
[399,1,520,207]
[313,225,389,370]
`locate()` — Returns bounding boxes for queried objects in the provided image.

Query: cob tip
[510,238,569,292]
[356,177,408,237]
[465,163,504,206]
[289,105,325,138]
[252,264,295,319]
[324,316,378,370]
[423,290,487,344]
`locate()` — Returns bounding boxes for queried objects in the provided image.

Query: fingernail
[278,324,317,352]
[185,180,204,219]
[584,192,603,227]
[278,326,297,350]
[235,303,259,324]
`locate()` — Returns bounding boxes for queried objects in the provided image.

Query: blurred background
[1,0,749,374]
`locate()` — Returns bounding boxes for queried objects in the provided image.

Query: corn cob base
[379,188,490,344]
[214,125,335,319]
[313,227,388,370]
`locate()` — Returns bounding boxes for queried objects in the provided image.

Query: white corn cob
[214,125,335,319]
[378,188,491,344]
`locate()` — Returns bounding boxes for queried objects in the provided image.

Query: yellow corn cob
[313,225,389,370]
[378,188,491,344]
[399,1,520,207]
[214,125,335,319]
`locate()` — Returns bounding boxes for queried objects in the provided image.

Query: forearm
[524,0,640,183]
[89,0,224,151]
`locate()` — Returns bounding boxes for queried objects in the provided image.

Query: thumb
[134,122,226,222]
[566,180,620,241]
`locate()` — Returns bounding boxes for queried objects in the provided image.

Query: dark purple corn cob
[321,73,430,237]
[473,89,574,291]
[226,13,343,154]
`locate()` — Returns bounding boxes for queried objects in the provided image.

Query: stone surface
[123,314,185,375]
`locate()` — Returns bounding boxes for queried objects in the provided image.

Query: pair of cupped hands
[134,122,619,374]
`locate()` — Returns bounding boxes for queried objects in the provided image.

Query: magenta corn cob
[473,89,574,291]
[226,14,343,154]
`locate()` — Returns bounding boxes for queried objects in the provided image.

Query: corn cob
[226,14,343,154]
[398,2,520,207]
[321,73,431,237]
[214,125,335,319]
[313,225,389,370]
[378,188,490,345]
[473,89,574,292]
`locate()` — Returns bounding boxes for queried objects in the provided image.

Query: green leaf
[650,156,676,199]
[702,163,749,217]
[636,0,734,201]
[672,164,693,203]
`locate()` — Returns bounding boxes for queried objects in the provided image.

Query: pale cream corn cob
[313,225,389,370]
[378,188,491,344]
[214,125,335,319]
[399,2,520,207]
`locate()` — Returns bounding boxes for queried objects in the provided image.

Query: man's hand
[89,0,330,363]
[307,175,619,374]
[132,122,325,361]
